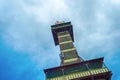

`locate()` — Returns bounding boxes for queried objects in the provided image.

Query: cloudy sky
[0,0,120,80]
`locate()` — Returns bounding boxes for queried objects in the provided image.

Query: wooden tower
[44,21,112,80]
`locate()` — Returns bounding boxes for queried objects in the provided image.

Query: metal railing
[47,67,109,80]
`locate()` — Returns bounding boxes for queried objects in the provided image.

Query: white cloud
[111,0,120,5]
[21,0,71,23]
[2,0,71,69]
[1,1,120,79]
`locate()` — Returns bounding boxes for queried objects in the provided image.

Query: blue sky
[0,0,120,80]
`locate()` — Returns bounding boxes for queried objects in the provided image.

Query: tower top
[51,21,82,65]
[55,21,64,24]
[51,21,74,45]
